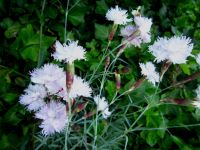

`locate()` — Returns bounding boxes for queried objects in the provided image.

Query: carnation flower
[35,101,67,136]
[120,16,152,47]
[19,84,47,111]
[134,16,152,37]
[52,40,86,63]
[106,5,132,25]
[139,62,160,85]
[30,63,65,95]
[94,95,111,119]
[60,75,92,100]
[120,25,149,47]
[149,36,193,64]
[196,54,200,65]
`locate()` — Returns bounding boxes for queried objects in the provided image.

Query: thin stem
[64,0,70,43]
[37,0,46,67]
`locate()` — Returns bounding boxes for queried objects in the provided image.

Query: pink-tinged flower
[30,63,65,95]
[120,16,152,47]
[35,101,68,136]
[19,84,47,111]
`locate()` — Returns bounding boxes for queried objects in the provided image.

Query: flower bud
[128,77,145,92]
[73,102,88,113]
[66,62,75,91]
[105,56,110,69]
[114,71,121,91]
[116,44,127,57]
[108,24,118,41]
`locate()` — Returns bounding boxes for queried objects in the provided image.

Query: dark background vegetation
[0,0,200,149]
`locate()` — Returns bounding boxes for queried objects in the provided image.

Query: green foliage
[0,0,200,149]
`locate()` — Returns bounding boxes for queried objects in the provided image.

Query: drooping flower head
[106,5,132,25]
[149,36,193,64]
[35,101,68,136]
[19,84,47,111]
[94,95,111,119]
[120,16,152,47]
[52,40,86,63]
[139,62,160,85]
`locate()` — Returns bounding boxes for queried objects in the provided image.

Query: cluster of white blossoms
[94,95,111,119]
[120,16,152,47]
[139,62,160,85]
[19,63,92,135]
[52,40,86,64]
[106,5,132,25]
[149,36,193,64]
[19,37,114,135]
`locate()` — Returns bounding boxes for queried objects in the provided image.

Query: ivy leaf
[95,0,108,15]
[95,23,109,40]
[179,64,191,75]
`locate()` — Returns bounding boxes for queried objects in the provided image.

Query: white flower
[139,62,160,85]
[106,5,132,25]
[149,36,193,64]
[19,84,47,111]
[94,95,111,119]
[52,40,86,63]
[60,75,92,100]
[120,23,151,47]
[134,16,152,37]
[196,54,200,65]
[35,101,67,136]
[196,86,200,99]
[30,63,65,95]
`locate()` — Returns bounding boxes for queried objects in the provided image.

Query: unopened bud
[160,61,172,81]
[116,44,126,57]
[161,98,189,105]
[73,102,88,113]
[105,56,110,69]
[128,77,145,92]
[66,62,75,91]
[108,24,118,41]
[114,71,121,91]
[118,66,131,74]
